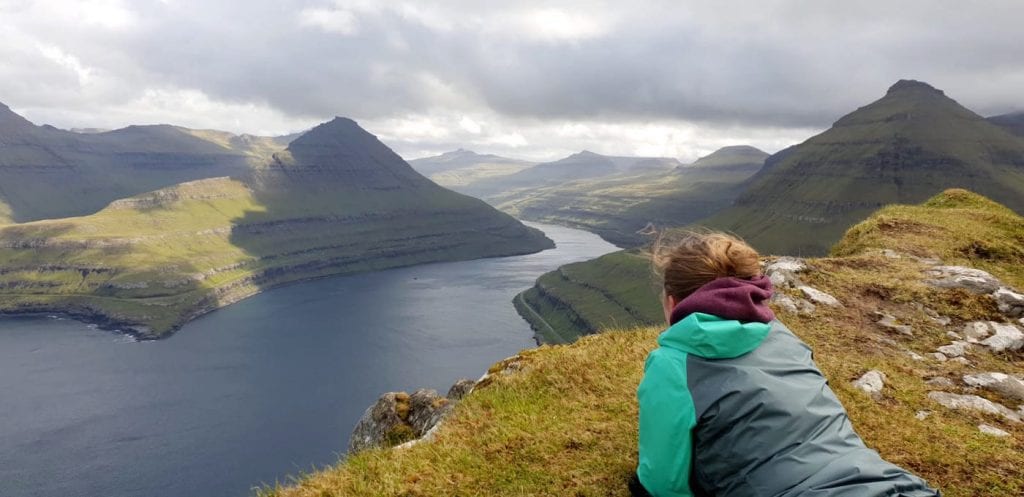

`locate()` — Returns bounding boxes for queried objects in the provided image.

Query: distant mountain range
[493,145,768,246]
[0,108,551,337]
[408,149,537,188]
[440,150,683,199]
[701,80,1024,255]
[0,102,300,223]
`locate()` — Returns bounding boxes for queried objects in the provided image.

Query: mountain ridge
[699,79,1024,255]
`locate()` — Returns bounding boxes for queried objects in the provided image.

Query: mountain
[988,111,1024,137]
[494,146,767,246]
[699,80,1024,255]
[0,101,289,223]
[461,150,683,199]
[408,149,537,190]
[0,117,552,337]
[265,191,1024,496]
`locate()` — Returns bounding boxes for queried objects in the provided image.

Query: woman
[632,232,939,497]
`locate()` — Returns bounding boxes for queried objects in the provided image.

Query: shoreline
[0,233,556,340]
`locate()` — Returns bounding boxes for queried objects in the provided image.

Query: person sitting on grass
[630,231,940,497]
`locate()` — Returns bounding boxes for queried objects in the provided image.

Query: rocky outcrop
[924,266,1003,294]
[348,378,476,455]
[852,370,886,399]
[927,391,1022,424]
[963,372,1024,402]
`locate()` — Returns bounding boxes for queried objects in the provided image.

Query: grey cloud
[1,0,1023,133]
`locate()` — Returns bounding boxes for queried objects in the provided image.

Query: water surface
[0,223,617,497]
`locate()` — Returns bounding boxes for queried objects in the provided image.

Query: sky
[1,0,1022,162]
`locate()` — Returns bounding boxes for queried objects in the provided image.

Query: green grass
[0,176,551,337]
[261,190,1024,496]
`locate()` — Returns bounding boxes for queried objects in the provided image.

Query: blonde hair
[650,230,762,300]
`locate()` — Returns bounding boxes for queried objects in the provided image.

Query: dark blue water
[0,223,617,497]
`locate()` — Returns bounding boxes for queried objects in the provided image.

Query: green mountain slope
[265,189,1024,497]
[699,80,1024,256]
[407,149,537,188]
[988,111,1024,137]
[462,150,682,199]
[0,118,552,337]
[495,146,767,247]
[0,102,291,223]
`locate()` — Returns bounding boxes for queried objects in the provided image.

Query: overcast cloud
[1,0,1022,161]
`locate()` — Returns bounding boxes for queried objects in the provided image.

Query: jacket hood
[658,312,772,359]
[669,275,775,325]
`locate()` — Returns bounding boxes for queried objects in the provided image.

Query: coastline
[0,232,555,340]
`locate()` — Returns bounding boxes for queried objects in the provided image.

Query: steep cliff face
[700,80,1024,256]
[0,117,552,337]
[494,146,767,247]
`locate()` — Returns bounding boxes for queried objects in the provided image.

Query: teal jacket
[636,313,939,497]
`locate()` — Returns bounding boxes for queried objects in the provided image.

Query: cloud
[1,0,1023,161]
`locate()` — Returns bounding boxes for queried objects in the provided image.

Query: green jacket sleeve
[637,348,697,497]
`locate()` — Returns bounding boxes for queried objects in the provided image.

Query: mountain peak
[886,79,944,96]
[0,101,35,130]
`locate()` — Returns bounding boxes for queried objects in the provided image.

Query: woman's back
[685,320,936,496]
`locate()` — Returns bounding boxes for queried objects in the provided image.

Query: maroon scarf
[669,275,775,325]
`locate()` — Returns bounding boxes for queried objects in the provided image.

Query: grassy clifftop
[265,189,1024,496]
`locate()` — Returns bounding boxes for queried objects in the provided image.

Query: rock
[852,370,886,399]
[406,389,452,436]
[924,266,1002,294]
[936,341,973,358]
[348,389,454,455]
[963,372,1024,401]
[980,322,1024,353]
[946,331,962,340]
[771,293,815,314]
[907,351,926,361]
[875,312,913,336]
[928,391,1022,423]
[930,315,952,326]
[447,378,476,401]
[915,410,932,420]
[799,286,841,307]
[978,424,1010,437]
[765,258,806,289]
[926,377,956,389]
[994,287,1024,317]
[929,352,948,362]
[766,257,807,274]
[950,357,971,366]
[963,322,993,343]
[349,392,413,454]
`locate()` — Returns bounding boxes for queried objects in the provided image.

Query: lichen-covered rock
[447,378,476,401]
[771,293,815,315]
[348,392,413,454]
[765,257,807,274]
[937,341,973,358]
[994,287,1024,317]
[928,391,1022,424]
[407,389,452,436]
[799,286,841,307]
[852,370,886,399]
[978,424,1010,437]
[980,322,1024,353]
[928,352,948,362]
[963,322,993,343]
[924,266,1002,294]
[963,372,1024,401]
[348,388,455,455]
